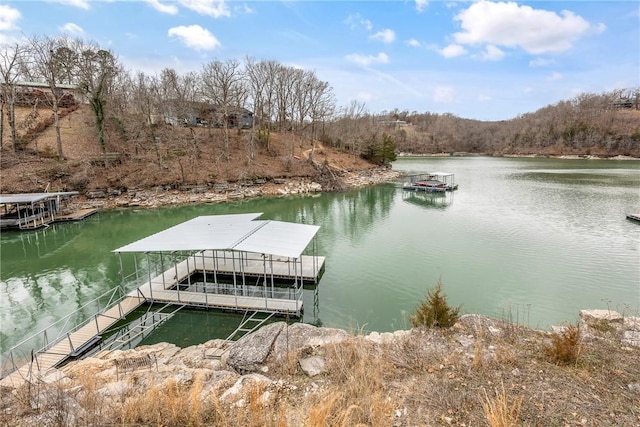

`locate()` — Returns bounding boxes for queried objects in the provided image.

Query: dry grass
[544,322,582,366]
[481,382,523,427]
[312,338,396,426]
[2,316,640,427]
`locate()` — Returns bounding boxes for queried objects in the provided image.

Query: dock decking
[132,250,324,313]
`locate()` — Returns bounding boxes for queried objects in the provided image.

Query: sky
[0,0,638,121]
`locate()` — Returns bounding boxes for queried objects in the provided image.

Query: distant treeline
[321,89,640,158]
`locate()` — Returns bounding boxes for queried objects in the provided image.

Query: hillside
[0,105,379,195]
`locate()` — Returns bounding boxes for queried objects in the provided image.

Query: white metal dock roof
[0,192,79,204]
[113,213,321,259]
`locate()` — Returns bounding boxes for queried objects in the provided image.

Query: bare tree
[26,36,72,159]
[200,59,244,160]
[160,68,201,173]
[0,42,28,151]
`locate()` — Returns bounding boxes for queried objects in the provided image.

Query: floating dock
[1,213,325,388]
[0,192,97,230]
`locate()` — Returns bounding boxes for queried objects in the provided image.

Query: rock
[219,373,273,403]
[628,383,640,393]
[227,322,285,373]
[299,356,325,377]
[272,323,349,359]
[622,330,640,347]
[580,309,623,326]
[365,330,410,345]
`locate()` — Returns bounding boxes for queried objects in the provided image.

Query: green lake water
[1,156,639,352]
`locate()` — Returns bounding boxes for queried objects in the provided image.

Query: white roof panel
[113,213,320,258]
[0,192,79,204]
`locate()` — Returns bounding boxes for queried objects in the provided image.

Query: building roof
[113,213,321,259]
[0,192,79,204]
[14,81,77,90]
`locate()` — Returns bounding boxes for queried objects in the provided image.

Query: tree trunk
[53,100,64,159]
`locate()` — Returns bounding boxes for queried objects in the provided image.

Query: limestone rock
[272,323,349,360]
[579,309,623,326]
[226,322,285,373]
[219,373,273,404]
[299,356,325,377]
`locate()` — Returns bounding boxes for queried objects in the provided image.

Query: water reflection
[401,190,453,210]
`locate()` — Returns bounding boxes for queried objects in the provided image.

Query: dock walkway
[0,295,145,389]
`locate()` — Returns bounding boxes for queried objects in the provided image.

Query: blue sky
[1,0,638,121]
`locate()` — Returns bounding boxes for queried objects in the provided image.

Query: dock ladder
[207,311,275,360]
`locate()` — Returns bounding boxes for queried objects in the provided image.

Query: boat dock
[1,213,325,388]
[0,192,97,230]
[403,172,458,192]
[130,250,324,313]
[626,213,640,223]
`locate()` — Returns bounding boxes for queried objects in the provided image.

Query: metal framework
[113,213,325,317]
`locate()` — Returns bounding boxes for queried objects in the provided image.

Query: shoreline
[77,167,404,210]
[397,152,640,160]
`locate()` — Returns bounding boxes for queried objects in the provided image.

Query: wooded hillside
[0,36,637,195]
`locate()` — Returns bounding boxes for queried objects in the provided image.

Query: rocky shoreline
[3,309,639,426]
[78,167,404,210]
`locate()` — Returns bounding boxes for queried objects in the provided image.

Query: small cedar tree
[410,280,461,328]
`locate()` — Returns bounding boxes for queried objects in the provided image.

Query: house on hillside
[161,101,253,129]
[1,81,80,108]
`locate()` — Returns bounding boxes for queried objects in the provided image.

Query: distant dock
[0,192,97,230]
[626,213,640,223]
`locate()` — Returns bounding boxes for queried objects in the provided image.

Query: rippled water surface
[1,157,639,351]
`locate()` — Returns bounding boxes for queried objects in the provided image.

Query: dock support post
[144,253,153,301]
[213,250,218,291]
[173,252,181,303]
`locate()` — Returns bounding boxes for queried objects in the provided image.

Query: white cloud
[547,72,563,81]
[345,13,373,31]
[415,0,428,13]
[480,45,504,61]
[0,4,20,32]
[529,57,555,67]
[53,0,90,10]
[145,0,178,15]
[242,3,254,14]
[433,86,455,103]
[178,0,230,18]
[59,22,84,35]
[438,44,467,58]
[406,38,421,47]
[370,29,396,44]
[453,1,599,54]
[168,25,221,51]
[345,52,389,67]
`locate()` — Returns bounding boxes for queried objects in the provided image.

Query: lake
[1,156,639,352]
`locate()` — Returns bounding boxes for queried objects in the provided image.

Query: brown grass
[3,315,640,427]
[481,383,523,427]
[544,322,582,365]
